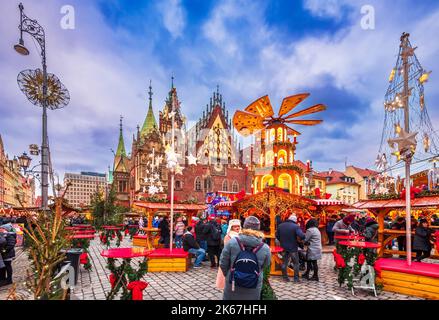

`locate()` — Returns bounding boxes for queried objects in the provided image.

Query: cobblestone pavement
[0,236,425,300]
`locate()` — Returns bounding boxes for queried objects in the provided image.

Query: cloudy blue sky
[1,0,439,190]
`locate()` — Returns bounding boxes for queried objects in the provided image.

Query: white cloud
[303,0,353,20]
[157,0,186,39]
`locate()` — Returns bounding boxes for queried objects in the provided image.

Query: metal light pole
[401,33,413,266]
[14,3,49,211]
[169,89,176,253]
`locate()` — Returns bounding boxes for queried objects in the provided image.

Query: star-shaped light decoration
[168,111,176,119]
[375,153,388,171]
[175,164,183,175]
[388,129,417,159]
[166,149,179,169]
[186,153,198,166]
[158,186,164,193]
[148,185,159,195]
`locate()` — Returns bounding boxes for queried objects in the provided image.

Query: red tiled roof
[349,166,378,177]
[320,170,359,186]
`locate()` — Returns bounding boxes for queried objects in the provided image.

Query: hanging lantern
[389,68,396,82]
[395,123,402,134]
[420,94,425,110]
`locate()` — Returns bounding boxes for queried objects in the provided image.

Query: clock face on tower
[214,163,223,172]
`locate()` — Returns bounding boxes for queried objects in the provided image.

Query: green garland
[106,257,148,300]
[271,165,303,175]
[335,245,378,291]
[100,229,123,248]
[260,265,277,300]
[72,238,92,270]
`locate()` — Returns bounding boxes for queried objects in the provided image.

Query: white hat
[227,219,241,234]
[288,214,297,223]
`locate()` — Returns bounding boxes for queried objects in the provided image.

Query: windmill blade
[278,93,310,117]
[244,95,274,119]
[233,110,265,136]
[285,125,301,136]
[284,104,327,119]
[285,119,323,126]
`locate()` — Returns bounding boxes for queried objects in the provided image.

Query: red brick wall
[169,165,253,202]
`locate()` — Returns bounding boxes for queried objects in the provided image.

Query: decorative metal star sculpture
[186,153,198,165]
[388,130,417,155]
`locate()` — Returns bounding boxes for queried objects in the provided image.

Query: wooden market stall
[232,187,317,276]
[353,196,439,299]
[131,201,206,272]
[312,199,350,245]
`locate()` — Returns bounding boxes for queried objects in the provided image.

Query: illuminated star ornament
[388,130,417,158]
[186,154,198,165]
[375,153,388,171]
[175,164,183,175]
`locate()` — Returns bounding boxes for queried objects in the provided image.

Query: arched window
[194,177,201,191]
[232,180,239,192]
[222,179,228,191]
[204,177,213,192]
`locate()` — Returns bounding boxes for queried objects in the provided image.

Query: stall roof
[352,196,439,210]
[133,201,206,211]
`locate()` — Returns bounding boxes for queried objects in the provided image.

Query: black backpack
[229,238,264,290]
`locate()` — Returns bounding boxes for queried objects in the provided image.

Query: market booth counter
[131,201,206,272]
[353,196,439,299]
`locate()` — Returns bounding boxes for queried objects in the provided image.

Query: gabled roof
[348,166,378,178]
[320,170,359,186]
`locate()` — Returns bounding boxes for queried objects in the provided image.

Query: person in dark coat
[205,218,222,268]
[182,227,206,268]
[158,216,170,248]
[392,217,406,256]
[413,218,433,262]
[0,224,17,287]
[275,214,305,282]
[364,218,379,243]
[195,218,209,252]
[325,215,337,245]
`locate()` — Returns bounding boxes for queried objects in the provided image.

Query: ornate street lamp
[18,152,32,173]
[14,3,69,211]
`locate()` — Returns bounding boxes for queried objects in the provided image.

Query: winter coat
[0,232,17,261]
[0,236,6,269]
[332,220,353,235]
[304,227,322,260]
[158,219,170,238]
[326,220,336,233]
[206,221,222,246]
[182,231,200,251]
[219,230,271,300]
[195,221,209,241]
[275,220,305,252]
[364,221,379,243]
[413,226,432,252]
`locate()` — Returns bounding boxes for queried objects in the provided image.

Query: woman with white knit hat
[215,219,241,289]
